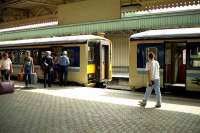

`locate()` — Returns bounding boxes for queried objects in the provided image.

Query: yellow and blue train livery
[129,28,200,92]
[0,35,112,87]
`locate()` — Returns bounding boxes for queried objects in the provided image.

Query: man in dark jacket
[41,51,53,88]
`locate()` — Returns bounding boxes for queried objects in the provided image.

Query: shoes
[155,104,161,108]
[139,100,146,107]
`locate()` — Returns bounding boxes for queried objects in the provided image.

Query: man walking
[139,52,162,108]
[59,51,70,86]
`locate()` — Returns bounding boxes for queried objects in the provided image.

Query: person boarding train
[59,51,70,86]
[41,51,54,88]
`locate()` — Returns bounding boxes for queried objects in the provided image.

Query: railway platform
[0,81,199,133]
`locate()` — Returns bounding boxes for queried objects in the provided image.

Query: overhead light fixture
[0,21,58,33]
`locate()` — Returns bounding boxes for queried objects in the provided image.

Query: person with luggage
[59,51,70,86]
[41,51,53,88]
[139,52,162,108]
[21,51,34,88]
[0,52,13,81]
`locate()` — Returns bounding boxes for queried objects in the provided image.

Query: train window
[63,47,80,67]
[19,51,26,64]
[146,47,157,61]
[18,50,41,65]
[189,44,200,68]
[32,50,40,65]
[9,51,19,64]
[88,46,95,63]
[137,44,164,68]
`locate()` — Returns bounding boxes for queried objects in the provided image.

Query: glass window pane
[146,47,157,61]
[190,44,200,68]
[63,47,80,67]
[88,46,95,61]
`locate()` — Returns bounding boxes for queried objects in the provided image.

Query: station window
[189,44,200,68]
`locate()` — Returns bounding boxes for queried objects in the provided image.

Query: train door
[164,42,186,89]
[95,42,109,82]
[101,44,109,80]
[88,40,109,84]
[94,44,101,81]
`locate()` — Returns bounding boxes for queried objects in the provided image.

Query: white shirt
[145,59,160,80]
[0,58,12,70]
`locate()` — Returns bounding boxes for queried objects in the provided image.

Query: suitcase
[31,73,38,84]
[0,81,15,94]
[17,73,24,81]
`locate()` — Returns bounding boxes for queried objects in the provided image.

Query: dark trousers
[53,64,60,81]
[59,66,68,86]
[24,69,31,87]
[44,69,52,88]
[1,69,10,81]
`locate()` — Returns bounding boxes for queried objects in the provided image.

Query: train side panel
[129,41,164,89]
[186,70,200,91]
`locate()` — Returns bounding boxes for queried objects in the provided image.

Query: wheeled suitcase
[0,81,15,94]
[31,73,38,84]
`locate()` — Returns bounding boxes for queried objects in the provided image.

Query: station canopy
[0,0,199,24]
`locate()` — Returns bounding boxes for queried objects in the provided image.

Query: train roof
[130,28,200,40]
[0,35,107,47]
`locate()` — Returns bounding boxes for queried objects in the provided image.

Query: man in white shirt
[139,52,162,108]
[1,53,13,81]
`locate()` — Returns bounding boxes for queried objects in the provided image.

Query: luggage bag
[31,73,38,84]
[0,81,15,94]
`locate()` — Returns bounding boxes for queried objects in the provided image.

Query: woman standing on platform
[0,52,13,81]
[22,51,34,88]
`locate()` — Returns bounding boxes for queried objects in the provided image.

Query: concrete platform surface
[0,82,199,133]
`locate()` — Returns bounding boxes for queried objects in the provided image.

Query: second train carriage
[0,35,112,86]
[129,28,200,92]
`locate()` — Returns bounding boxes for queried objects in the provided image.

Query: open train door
[101,44,109,80]
[164,42,186,90]
[94,40,110,87]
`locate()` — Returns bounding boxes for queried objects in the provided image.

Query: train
[0,27,199,92]
[0,35,112,87]
[129,28,200,92]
